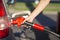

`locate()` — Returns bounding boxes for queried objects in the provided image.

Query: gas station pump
[0,0,60,39]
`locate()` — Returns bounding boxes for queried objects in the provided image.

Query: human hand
[23,16,34,23]
[22,16,34,28]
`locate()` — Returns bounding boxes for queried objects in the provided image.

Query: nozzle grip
[33,24,44,31]
[24,22,44,31]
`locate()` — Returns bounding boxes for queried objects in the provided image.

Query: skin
[25,0,50,22]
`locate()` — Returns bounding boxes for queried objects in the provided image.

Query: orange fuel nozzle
[11,17,44,31]
[11,17,25,28]
[11,17,60,38]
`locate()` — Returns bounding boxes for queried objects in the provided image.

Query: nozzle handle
[24,22,44,31]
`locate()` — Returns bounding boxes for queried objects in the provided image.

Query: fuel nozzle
[12,17,60,38]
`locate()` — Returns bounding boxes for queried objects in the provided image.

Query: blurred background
[4,0,60,40]
[6,0,60,12]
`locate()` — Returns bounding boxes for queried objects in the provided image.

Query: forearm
[29,0,50,19]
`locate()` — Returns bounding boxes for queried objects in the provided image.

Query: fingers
[23,18,34,23]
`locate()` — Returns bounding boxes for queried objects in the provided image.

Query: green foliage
[10,2,60,12]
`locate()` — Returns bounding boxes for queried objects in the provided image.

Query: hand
[23,17,34,23]
[22,17,34,28]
